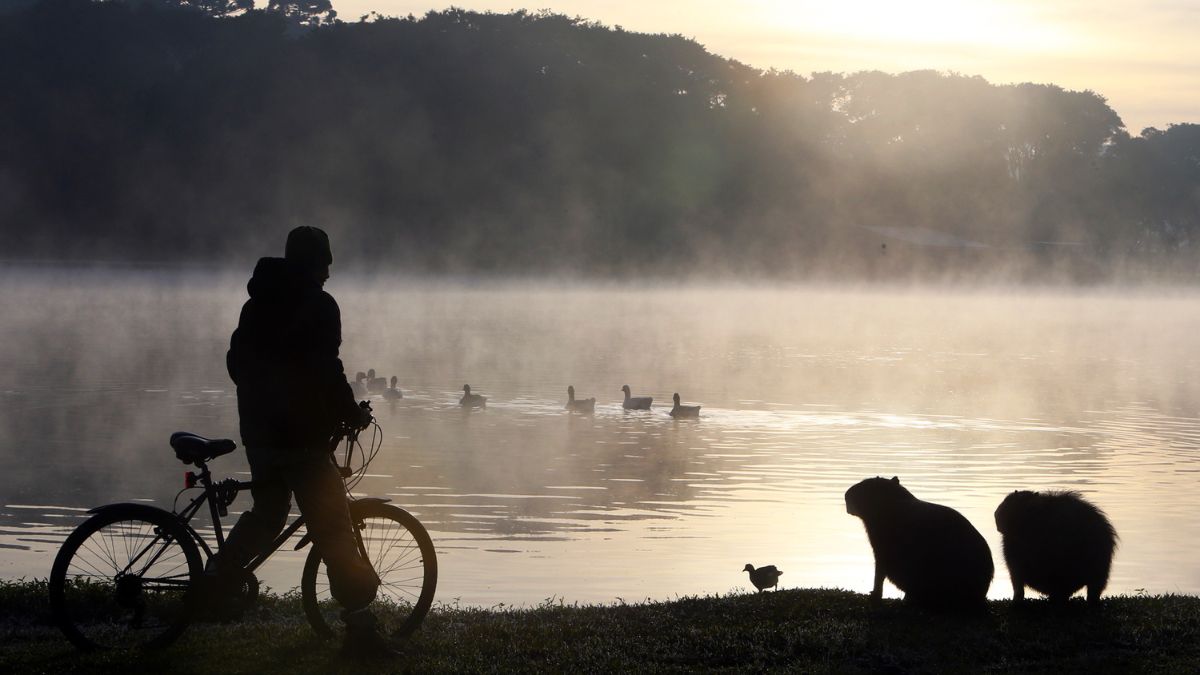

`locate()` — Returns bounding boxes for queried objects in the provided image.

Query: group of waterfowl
[458,383,701,417]
[617,384,701,418]
[352,368,403,400]
[355,374,701,417]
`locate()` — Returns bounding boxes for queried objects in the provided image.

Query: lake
[1,269,1198,606]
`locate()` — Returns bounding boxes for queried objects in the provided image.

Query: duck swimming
[366,369,387,394]
[383,376,403,400]
[460,384,486,408]
[351,371,367,398]
[566,385,595,413]
[668,392,701,418]
[621,385,652,410]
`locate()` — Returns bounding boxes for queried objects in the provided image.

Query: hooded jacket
[227,257,360,454]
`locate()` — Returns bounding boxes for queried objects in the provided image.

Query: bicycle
[48,403,438,651]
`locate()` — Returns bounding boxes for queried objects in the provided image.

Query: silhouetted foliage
[267,0,335,29]
[1,0,1197,280]
[176,0,254,18]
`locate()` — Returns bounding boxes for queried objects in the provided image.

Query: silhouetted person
[215,226,397,658]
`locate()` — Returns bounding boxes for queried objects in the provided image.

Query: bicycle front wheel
[301,501,437,638]
[49,505,202,651]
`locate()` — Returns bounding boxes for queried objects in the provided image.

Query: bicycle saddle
[170,432,237,465]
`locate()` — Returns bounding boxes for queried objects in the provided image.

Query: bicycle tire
[49,505,202,651]
[301,501,437,639]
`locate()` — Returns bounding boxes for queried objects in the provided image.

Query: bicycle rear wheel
[49,505,202,651]
[301,501,437,638]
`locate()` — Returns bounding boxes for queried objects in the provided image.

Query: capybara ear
[891,476,899,483]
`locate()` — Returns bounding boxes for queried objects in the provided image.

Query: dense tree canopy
[1,0,1197,281]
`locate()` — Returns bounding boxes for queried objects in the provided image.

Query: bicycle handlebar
[329,400,374,450]
[330,400,375,478]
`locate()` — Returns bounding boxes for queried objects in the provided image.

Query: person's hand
[355,401,374,429]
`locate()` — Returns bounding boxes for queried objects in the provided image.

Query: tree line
[1,0,1197,281]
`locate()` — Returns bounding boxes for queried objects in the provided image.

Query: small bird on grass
[743,563,783,592]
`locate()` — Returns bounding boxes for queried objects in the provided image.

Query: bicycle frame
[50,407,434,653]
[173,460,307,572]
[171,424,376,570]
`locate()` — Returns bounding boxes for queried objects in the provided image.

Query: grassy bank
[3,580,1198,673]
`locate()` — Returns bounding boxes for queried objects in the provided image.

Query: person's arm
[226,302,253,386]
[312,293,365,426]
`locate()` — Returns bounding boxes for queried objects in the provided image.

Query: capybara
[995,490,1118,604]
[846,476,993,610]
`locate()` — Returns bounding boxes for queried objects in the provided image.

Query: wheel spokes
[56,516,197,650]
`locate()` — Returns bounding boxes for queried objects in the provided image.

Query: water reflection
[1,274,1199,604]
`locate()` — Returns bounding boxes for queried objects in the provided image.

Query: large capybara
[846,476,993,610]
[995,490,1118,605]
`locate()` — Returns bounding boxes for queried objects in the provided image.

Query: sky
[329,0,1200,134]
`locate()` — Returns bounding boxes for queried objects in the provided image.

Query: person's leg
[196,452,292,618]
[286,454,396,658]
[207,455,292,574]
[284,454,379,611]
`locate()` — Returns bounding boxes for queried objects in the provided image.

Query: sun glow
[339,0,1199,130]
[757,0,1081,54]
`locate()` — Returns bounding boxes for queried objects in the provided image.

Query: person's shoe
[340,609,403,660]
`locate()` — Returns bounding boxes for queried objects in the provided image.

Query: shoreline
[4,581,1198,673]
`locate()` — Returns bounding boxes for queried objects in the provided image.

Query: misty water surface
[1,269,1198,605]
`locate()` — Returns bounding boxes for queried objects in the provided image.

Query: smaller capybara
[846,476,993,610]
[995,490,1118,605]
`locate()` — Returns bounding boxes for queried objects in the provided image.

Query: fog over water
[2,269,1199,605]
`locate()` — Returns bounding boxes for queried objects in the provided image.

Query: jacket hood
[247,257,317,301]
